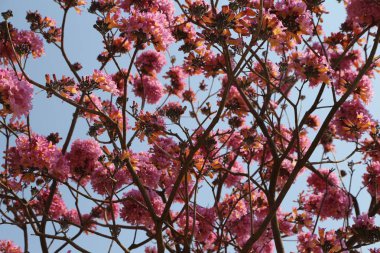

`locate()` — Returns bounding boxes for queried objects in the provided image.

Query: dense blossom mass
[0,68,33,119]
[0,0,380,252]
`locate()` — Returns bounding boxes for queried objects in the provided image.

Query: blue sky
[1,0,380,252]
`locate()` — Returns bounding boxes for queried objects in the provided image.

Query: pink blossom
[164,66,188,97]
[273,0,313,50]
[150,137,180,172]
[334,70,373,104]
[30,189,67,219]
[289,50,332,87]
[77,94,103,121]
[91,203,120,221]
[63,209,97,232]
[219,193,248,222]
[0,68,33,119]
[353,213,375,229]
[307,168,340,192]
[302,189,352,220]
[7,135,69,181]
[120,0,175,23]
[135,50,166,74]
[67,139,103,183]
[176,206,217,249]
[160,102,186,122]
[0,27,44,63]
[144,246,157,253]
[122,11,174,51]
[361,138,380,162]
[91,164,131,195]
[363,161,380,198]
[297,232,322,253]
[224,160,244,188]
[0,240,22,253]
[120,189,164,230]
[303,169,352,219]
[346,0,380,25]
[332,99,373,141]
[92,70,119,95]
[132,75,163,104]
[228,214,274,252]
[134,152,161,189]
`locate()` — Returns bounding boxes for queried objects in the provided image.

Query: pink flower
[135,50,166,74]
[0,27,44,63]
[224,160,244,188]
[353,213,375,229]
[289,49,332,87]
[273,0,313,50]
[132,75,163,104]
[298,229,345,253]
[363,161,380,198]
[122,10,174,51]
[144,246,157,253]
[302,169,352,219]
[120,189,164,230]
[134,152,160,189]
[67,139,103,183]
[297,232,322,253]
[92,70,119,95]
[30,189,67,219]
[228,214,274,252]
[334,70,373,104]
[120,0,175,23]
[164,66,188,97]
[91,164,131,195]
[0,240,22,253]
[346,0,380,25]
[332,99,373,141]
[63,209,97,232]
[302,189,352,219]
[307,168,340,192]
[0,68,33,119]
[361,138,380,162]
[91,203,120,221]
[160,102,186,122]
[7,135,69,181]
[150,137,180,171]
[76,94,103,121]
[219,193,248,222]
[176,205,217,249]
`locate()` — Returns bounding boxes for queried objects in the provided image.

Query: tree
[0,0,380,252]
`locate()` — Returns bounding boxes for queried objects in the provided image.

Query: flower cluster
[301,169,352,220]
[164,66,188,97]
[346,0,380,25]
[121,10,174,51]
[0,68,33,119]
[91,70,119,95]
[0,240,22,253]
[131,75,163,104]
[0,22,44,63]
[7,135,69,181]
[289,49,332,87]
[30,189,67,219]
[120,189,164,230]
[363,162,380,199]
[135,50,166,74]
[67,139,103,184]
[332,99,373,141]
[26,11,62,43]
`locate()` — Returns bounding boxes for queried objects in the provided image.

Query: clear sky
[1,0,379,252]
